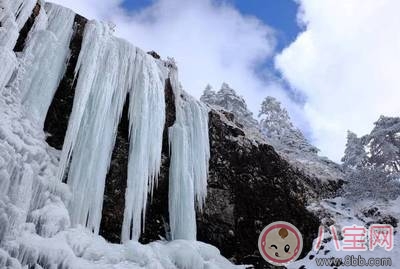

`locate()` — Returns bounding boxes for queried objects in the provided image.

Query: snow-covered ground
[289,196,400,269]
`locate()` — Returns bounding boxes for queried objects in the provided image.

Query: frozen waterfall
[168,70,210,240]
[0,1,246,268]
[121,49,166,242]
[1,0,210,248]
[56,20,167,237]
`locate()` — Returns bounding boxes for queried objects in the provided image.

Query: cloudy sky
[50,0,400,162]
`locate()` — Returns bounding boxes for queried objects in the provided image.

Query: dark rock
[363,207,379,218]
[366,215,398,228]
[147,51,161,59]
[196,111,320,268]
[99,96,130,243]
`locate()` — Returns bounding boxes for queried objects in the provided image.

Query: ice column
[168,69,210,240]
[121,51,166,242]
[18,4,75,125]
[58,21,137,234]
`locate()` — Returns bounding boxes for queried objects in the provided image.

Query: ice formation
[0,0,37,49]
[57,20,166,238]
[0,0,232,268]
[122,51,166,242]
[19,3,75,125]
[168,70,210,240]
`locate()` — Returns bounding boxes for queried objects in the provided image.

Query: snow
[288,197,400,268]
[168,70,210,240]
[0,227,245,269]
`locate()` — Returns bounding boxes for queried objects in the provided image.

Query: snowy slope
[201,86,344,191]
[288,197,400,269]
[0,0,243,268]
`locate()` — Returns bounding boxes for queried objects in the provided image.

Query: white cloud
[112,0,278,111]
[276,0,400,161]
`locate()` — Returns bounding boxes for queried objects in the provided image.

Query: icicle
[168,69,210,240]
[56,21,107,183]
[121,51,166,242]
[18,4,74,125]
[58,20,140,234]
[9,0,37,30]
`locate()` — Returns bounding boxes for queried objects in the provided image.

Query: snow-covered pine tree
[365,116,400,173]
[345,167,400,201]
[341,131,367,168]
[259,96,318,154]
[343,116,400,201]
[200,83,258,129]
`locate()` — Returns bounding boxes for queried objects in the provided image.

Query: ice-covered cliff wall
[0,1,242,268]
[1,0,211,241]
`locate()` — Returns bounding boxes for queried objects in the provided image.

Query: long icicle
[19,4,75,125]
[168,68,210,240]
[121,50,166,242]
[57,21,136,234]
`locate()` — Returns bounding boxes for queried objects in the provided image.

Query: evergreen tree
[341,131,367,168]
[200,83,258,128]
[259,96,318,154]
[366,116,400,172]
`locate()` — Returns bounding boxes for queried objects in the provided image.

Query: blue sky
[122,0,301,52]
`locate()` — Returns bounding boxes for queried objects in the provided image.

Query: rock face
[32,6,343,269]
[199,110,320,266]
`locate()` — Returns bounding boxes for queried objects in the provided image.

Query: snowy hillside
[289,196,400,269]
[201,85,344,189]
[289,117,400,269]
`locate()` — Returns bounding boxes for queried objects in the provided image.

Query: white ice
[18,3,75,126]
[168,68,210,240]
[58,21,137,234]
[122,50,166,242]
